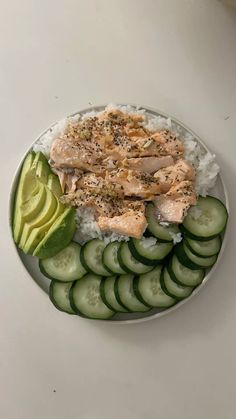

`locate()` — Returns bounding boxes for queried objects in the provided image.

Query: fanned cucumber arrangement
[38,195,228,320]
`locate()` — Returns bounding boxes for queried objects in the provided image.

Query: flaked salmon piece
[50,136,104,172]
[154,159,195,193]
[98,211,147,239]
[61,191,120,218]
[105,132,184,161]
[154,181,196,223]
[149,130,184,157]
[77,173,124,198]
[166,180,197,206]
[121,156,174,173]
[154,198,189,224]
[106,169,161,199]
[53,168,82,193]
[125,127,147,138]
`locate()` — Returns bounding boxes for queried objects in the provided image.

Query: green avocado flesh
[13,152,36,243]
[12,151,75,258]
[47,173,63,198]
[19,188,57,249]
[36,160,51,184]
[23,200,66,254]
[33,208,76,259]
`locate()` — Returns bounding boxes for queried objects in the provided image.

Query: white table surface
[1,1,236,418]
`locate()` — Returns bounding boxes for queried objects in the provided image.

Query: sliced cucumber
[118,242,153,274]
[128,237,173,265]
[80,239,111,276]
[168,254,204,287]
[134,266,176,308]
[185,236,221,258]
[49,281,75,314]
[175,242,217,270]
[102,242,126,274]
[146,203,180,242]
[70,274,114,319]
[39,242,87,281]
[161,267,193,300]
[100,276,127,312]
[183,196,228,240]
[114,275,150,312]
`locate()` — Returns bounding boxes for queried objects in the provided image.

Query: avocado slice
[33,208,76,259]
[32,151,48,168]
[30,152,49,194]
[14,183,46,243]
[23,200,66,254]
[19,188,57,249]
[47,174,63,198]
[13,151,35,243]
[21,183,46,221]
[36,160,51,185]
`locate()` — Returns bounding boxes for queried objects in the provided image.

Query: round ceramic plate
[9,105,229,324]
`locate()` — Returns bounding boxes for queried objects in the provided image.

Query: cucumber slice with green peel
[118,243,153,275]
[183,243,218,268]
[100,276,128,312]
[185,236,221,258]
[114,275,150,312]
[146,203,180,242]
[80,239,111,276]
[134,266,176,308]
[183,196,228,240]
[39,242,87,281]
[175,242,217,270]
[49,281,76,314]
[161,268,193,300]
[70,274,114,319]
[102,242,126,275]
[168,255,204,287]
[128,237,173,265]
[33,207,76,259]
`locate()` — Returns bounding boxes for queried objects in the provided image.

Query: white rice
[33,104,220,245]
[141,237,157,249]
[169,231,183,245]
[73,208,129,246]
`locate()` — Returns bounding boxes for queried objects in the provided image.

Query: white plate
[9,105,229,324]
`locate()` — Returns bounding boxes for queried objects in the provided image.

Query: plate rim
[8,104,230,325]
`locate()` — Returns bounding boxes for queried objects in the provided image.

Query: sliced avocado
[33,208,76,259]
[13,151,35,243]
[30,152,49,193]
[19,188,57,249]
[23,200,66,254]
[47,173,63,198]
[21,183,46,221]
[32,151,48,168]
[36,160,51,185]
[14,183,47,241]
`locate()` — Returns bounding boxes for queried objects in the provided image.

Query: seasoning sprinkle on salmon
[50,108,196,238]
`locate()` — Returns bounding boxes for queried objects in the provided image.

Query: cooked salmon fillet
[106,169,161,199]
[154,159,195,193]
[98,211,147,238]
[121,156,174,173]
[50,108,197,236]
[154,181,197,223]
